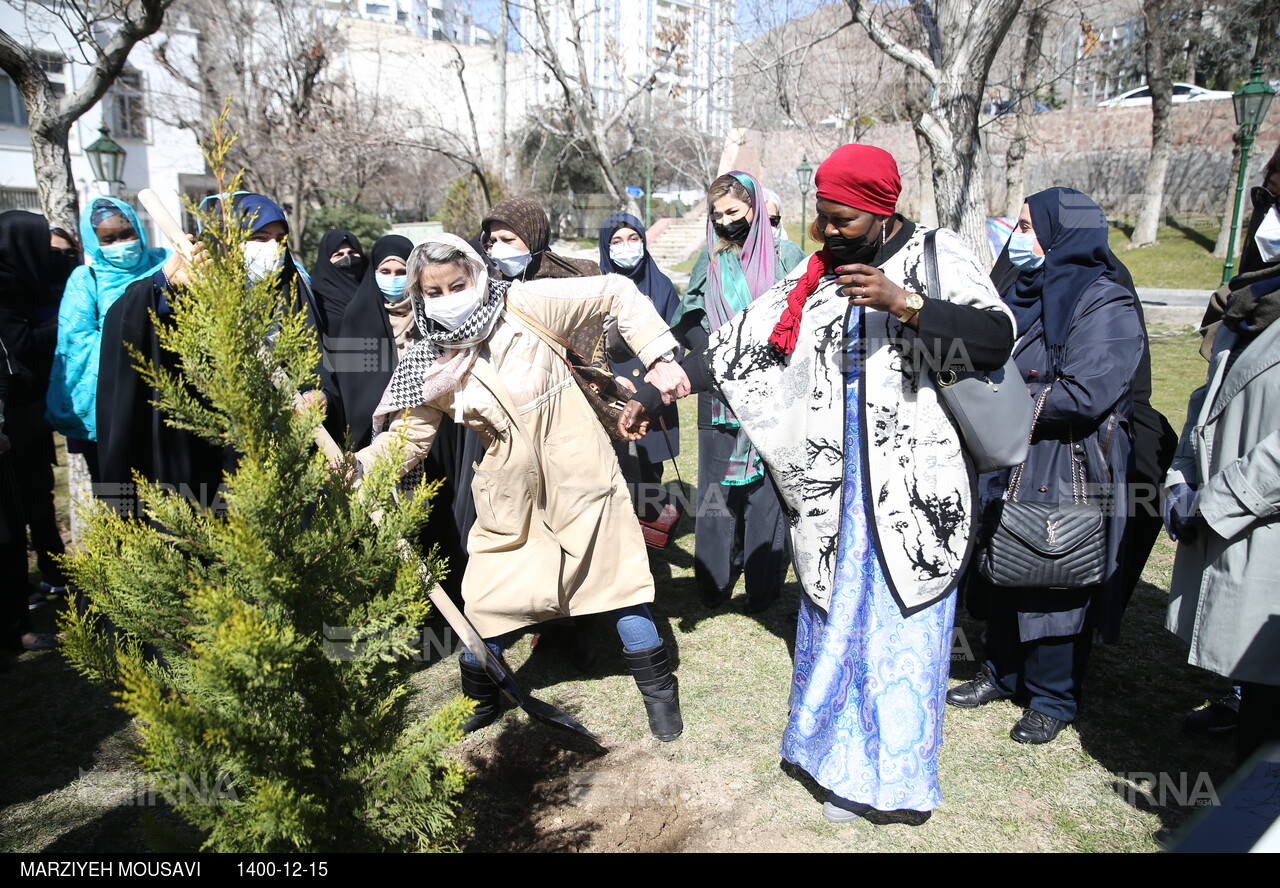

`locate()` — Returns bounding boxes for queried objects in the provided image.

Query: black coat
[97,276,231,513]
[976,277,1145,643]
[97,268,337,515]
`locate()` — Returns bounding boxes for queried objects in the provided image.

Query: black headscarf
[1003,188,1119,377]
[331,234,414,449]
[310,229,366,338]
[0,210,74,402]
[597,212,679,322]
[0,210,60,298]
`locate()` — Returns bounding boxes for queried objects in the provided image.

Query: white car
[1098,82,1234,107]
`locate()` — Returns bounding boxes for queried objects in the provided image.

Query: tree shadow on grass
[960,582,1236,837]
[0,645,133,812]
[1165,217,1216,252]
[1070,583,1236,834]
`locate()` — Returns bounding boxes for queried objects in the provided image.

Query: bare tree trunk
[1004,5,1046,218]
[1,2,175,231]
[1214,128,1244,258]
[498,0,509,191]
[28,117,78,232]
[852,0,1024,257]
[1129,0,1174,248]
[914,128,939,227]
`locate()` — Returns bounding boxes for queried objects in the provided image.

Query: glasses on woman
[1251,186,1278,212]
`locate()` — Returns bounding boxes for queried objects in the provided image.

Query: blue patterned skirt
[780,309,957,812]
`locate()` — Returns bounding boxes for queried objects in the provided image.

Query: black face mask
[47,248,78,291]
[333,254,365,277]
[825,218,885,267]
[714,217,750,243]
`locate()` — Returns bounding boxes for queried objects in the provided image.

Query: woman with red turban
[627,145,1014,822]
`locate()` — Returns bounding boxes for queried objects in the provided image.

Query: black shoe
[458,659,504,733]
[1010,709,1067,744]
[701,588,730,609]
[1184,695,1240,735]
[622,642,683,741]
[743,593,778,615]
[946,667,1005,709]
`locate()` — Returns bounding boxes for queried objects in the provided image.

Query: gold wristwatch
[897,292,925,324]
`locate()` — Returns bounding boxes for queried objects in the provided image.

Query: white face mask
[244,239,284,282]
[422,284,482,331]
[489,241,532,278]
[609,241,645,269]
[1255,207,1280,264]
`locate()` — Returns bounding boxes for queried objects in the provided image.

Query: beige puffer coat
[356,274,679,637]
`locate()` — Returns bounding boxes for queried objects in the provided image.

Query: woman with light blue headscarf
[46,197,169,473]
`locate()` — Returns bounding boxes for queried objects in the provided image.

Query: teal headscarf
[76,196,170,305]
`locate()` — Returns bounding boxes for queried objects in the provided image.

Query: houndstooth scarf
[373,278,508,428]
[371,275,508,495]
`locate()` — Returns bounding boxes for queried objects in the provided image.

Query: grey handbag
[922,230,1032,473]
[978,385,1107,590]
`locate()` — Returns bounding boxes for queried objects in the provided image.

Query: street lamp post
[645,80,654,228]
[84,125,127,195]
[796,155,813,252]
[1222,61,1276,285]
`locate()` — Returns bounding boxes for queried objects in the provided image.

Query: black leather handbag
[978,385,1107,590]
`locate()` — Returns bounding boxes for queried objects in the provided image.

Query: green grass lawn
[1108,218,1228,291]
[2,326,1239,853]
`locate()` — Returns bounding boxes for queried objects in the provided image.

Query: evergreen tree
[60,118,470,852]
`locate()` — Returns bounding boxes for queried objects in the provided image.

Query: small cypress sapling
[60,119,471,852]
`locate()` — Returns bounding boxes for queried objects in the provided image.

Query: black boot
[459,659,503,733]
[623,642,683,741]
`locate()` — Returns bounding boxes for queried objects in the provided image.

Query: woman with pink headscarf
[670,171,805,614]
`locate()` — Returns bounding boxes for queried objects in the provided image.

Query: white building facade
[332,0,494,44]
[519,0,737,137]
[0,6,207,238]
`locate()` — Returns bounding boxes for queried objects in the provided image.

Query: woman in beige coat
[354,234,687,740]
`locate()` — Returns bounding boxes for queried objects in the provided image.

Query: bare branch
[848,0,939,84]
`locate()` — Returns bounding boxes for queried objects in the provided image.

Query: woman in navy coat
[949,188,1143,744]
[598,213,681,528]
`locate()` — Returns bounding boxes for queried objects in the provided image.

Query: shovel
[137,188,602,746]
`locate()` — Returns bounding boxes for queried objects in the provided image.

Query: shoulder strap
[504,299,567,351]
[503,298,582,375]
[923,229,940,300]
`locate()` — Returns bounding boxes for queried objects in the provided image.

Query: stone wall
[740,100,1280,226]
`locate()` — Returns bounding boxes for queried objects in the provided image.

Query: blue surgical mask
[100,239,143,269]
[377,273,407,301]
[1008,232,1045,269]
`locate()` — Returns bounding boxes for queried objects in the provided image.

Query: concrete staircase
[647,216,706,270]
